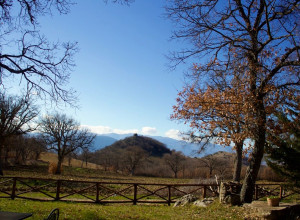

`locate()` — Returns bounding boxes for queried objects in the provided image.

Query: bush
[48,162,63,174]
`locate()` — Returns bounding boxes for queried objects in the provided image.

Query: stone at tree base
[173,194,198,207]
[243,201,300,220]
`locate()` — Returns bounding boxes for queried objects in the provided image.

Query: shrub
[48,162,63,174]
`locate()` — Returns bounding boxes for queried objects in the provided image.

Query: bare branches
[166,0,300,75]
[0,92,39,138]
[0,0,73,26]
[104,0,134,5]
[0,0,78,106]
[1,31,78,105]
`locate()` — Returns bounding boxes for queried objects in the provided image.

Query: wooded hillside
[104,134,171,157]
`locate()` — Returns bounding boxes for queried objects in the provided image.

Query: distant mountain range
[91,133,234,157]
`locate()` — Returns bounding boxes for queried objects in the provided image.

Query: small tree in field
[122,146,148,176]
[164,150,186,178]
[39,113,95,174]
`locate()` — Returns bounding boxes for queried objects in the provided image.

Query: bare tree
[163,150,186,178]
[39,113,95,174]
[122,146,148,176]
[0,93,38,175]
[79,148,93,168]
[198,155,220,179]
[92,147,120,172]
[166,0,300,203]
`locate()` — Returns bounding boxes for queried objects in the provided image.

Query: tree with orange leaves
[172,65,250,182]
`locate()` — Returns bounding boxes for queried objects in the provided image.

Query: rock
[193,201,208,207]
[174,194,198,207]
[194,197,215,207]
[223,193,241,206]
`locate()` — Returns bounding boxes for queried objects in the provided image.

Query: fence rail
[0,177,296,205]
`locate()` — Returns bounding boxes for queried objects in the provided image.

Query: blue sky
[35,1,192,138]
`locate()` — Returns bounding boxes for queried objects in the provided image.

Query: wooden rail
[0,177,296,205]
[0,177,219,205]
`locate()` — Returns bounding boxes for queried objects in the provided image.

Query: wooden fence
[0,177,297,205]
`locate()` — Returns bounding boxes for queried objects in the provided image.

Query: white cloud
[81,125,184,140]
[81,125,139,135]
[141,127,157,135]
[165,129,182,140]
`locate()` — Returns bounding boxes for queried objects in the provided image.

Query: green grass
[0,198,245,220]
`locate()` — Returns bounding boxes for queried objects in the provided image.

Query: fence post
[202,185,207,198]
[168,185,171,206]
[96,183,100,203]
[56,180,61,201]
[280,185,283,199]
[11,177,17,200]
[133,184,137,205]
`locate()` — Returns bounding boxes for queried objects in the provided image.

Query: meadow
[0,164,249,219]
[0,163,298,219]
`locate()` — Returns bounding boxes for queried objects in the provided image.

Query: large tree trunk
[240,100,266,203]
[240,138,265,203]
[233,141,243,182]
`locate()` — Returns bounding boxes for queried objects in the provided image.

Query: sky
[17,1,194,139]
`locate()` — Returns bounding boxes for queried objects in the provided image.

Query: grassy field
[0,164,246,219]
[1,163,298,219]
[0,198,245,220]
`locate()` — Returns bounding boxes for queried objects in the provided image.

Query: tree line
[0,93,96,175]
[74,142,282,182]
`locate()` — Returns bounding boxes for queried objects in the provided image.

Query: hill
[104,134,171,157]
[92,133,234,156]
